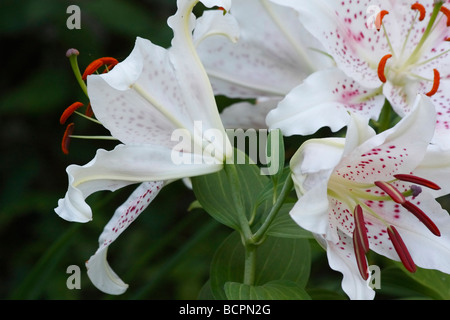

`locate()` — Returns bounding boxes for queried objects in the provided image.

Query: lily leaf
[224,280,311,300]
[191,153,270,231]
[209,231,311,300]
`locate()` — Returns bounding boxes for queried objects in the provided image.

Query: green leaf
[400,266,450,299]
[266,203,313,239]
[224,280,311,300]
[191,159,270,231]
[210,232,311,300]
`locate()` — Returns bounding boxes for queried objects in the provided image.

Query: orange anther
[82,57,118,80]
[411,3,426,21]
[82,60,103,80]
[426,69,440,97]
[60,102,84,125]
[440,6,450,27]
[85,102,94,118]
[375,10,389,31]
[377,54,392,83]
[62,123,75,155]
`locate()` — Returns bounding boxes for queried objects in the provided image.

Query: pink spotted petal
[266,68,385,136]
[323,231,376,300]
[335,95,436,183]
[270,0,397,88]
[86,181,164,295]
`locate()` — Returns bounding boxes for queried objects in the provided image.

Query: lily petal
[266,68,385,136]
[290,138,345,236]
[415,144,450,197]
[270,0,390,88]
[220,98,279,129]
[196,0,333,99]
[325,231,376,300]
[55,144,222,223]
[193,9,239,46]
[86,181,164,295]
[339,95,436,184]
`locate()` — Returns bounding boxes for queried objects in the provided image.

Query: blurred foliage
[2,0,450,301]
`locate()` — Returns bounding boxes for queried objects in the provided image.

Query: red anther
[62,123,75,155]
[411,3,426,21]
[85,102,94,118]
[375,181,406,204]
[387,226,417,273]
[60,102,84,125]
[375,10,389,31]
[440,6,450,27]
[426,69,441,97]
[402,201,441,236]
[377,54,392,83]
[353,232,369,280]
[446,37,450,41]
[394,174,441,190]
[354,205,369,253]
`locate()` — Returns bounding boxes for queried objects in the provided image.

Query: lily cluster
[56,0,450,299]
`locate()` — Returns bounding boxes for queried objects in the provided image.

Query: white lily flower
[194,0,334,128]
[55,0,234,295]
[290,94,450,299]
[268,0,450,147]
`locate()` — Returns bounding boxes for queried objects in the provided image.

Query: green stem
[243,244,257,286]
[252,174,294,244]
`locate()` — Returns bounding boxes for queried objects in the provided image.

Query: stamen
[81,59,103,81]
[81,57,119,80]
[217,6,227,15]
[375,10,390,31]
[440,6,450,27]
[60,102,84,124]
[353,232,369,280]
[85,102,94,118]
[402,201,441,236]
[412,3,427,21]
[394,174,441,190]
[387,226,417,273]
[354,205,369,252]
[426,69,440,97]
[62,123,75,155]
[375,181,406,204]
[377,54,392,83]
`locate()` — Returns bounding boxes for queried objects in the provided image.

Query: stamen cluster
[60,50,118,154]
[350,174,441,279]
